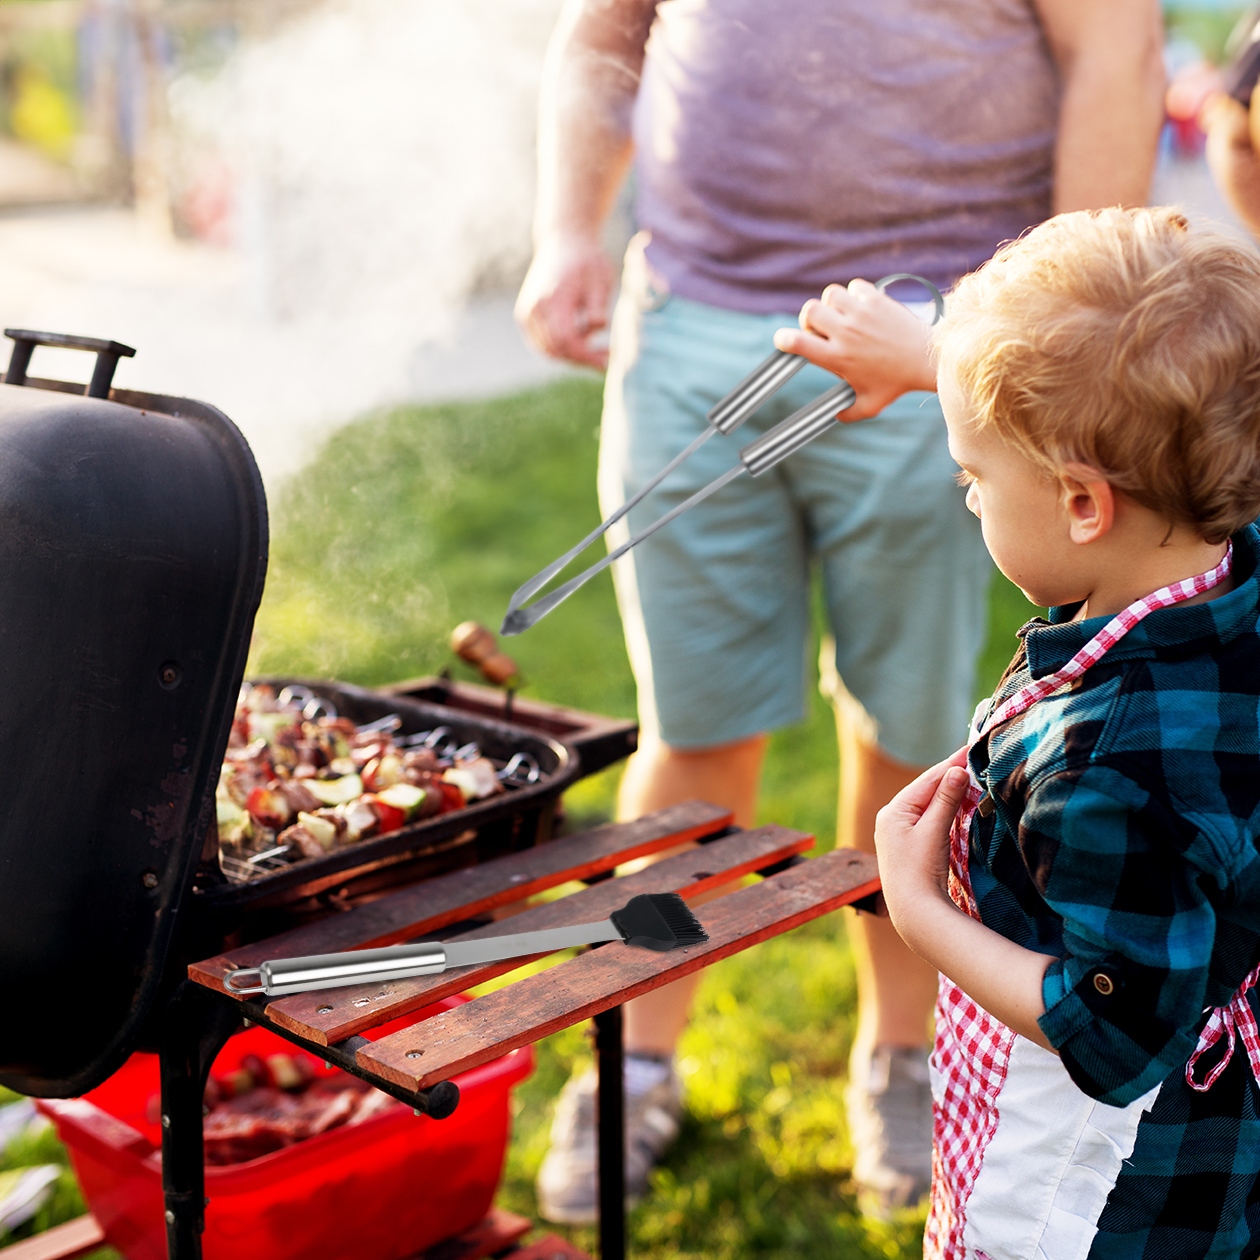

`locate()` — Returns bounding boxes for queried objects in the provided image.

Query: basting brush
[223,892,709,998]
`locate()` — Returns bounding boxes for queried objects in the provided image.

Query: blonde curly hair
[935,206,1260,544]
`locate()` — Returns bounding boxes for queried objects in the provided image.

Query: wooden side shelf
[180,801,880,1260]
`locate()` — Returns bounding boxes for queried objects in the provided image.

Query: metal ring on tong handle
[501,273,944,635]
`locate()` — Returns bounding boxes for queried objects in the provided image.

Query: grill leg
[159,983,241,1260]
[594,1004,625,1260]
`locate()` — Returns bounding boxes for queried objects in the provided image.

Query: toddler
[870,207,1260,1258]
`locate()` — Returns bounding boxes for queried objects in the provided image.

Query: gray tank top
[632,0,1059,313]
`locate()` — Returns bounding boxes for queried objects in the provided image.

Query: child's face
[939,368,1094,609]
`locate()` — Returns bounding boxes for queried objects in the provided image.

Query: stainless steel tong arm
[501,274,943,636]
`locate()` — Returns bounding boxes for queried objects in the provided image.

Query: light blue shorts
[596,241,992,766]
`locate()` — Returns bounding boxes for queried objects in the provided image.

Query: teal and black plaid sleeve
[1026,767,1218,1107]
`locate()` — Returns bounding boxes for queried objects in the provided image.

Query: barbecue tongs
[222,891,707,998]
[501,274,944,635]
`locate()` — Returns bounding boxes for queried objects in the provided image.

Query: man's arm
[1036,0,1166,212]
[515,0,659,368]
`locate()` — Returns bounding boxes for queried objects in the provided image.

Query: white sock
[624,1052,672,1097]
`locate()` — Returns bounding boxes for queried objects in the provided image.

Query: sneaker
[536,1057,682,1225]
[846,1045,933,1214]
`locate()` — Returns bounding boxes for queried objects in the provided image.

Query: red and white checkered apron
[924,545,1240,1260]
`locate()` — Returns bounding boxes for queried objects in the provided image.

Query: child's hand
[772,279,938,422]
[873,747,970,948]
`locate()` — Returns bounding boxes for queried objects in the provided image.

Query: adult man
[516,0,1164,1221]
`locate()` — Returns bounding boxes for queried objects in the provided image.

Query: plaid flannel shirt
[967,522,1260,1259]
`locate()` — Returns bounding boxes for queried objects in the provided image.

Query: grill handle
[4,329,137,399]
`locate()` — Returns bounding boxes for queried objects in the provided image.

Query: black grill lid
[0,338,267,1097]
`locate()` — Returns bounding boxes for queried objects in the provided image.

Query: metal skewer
[502,274,943,636]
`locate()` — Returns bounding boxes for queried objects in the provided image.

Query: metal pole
[158,984,241,1260]
[594,1004,625,1260]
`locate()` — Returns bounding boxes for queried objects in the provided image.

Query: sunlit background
[0,0,1244,482]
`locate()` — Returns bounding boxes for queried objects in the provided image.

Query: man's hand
[516,0,658,369]
[1203,91,1260,242]
[515,233,615,369]
[772,280,937,421]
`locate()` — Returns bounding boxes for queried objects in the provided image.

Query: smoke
[172,0,557,319]
[0,0,564,487]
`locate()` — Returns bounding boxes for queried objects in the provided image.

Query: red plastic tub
[38,998,532,1260]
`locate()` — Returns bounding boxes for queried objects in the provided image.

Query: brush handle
[232,920,624,997]
[248,941,450,997]
[442,920,621,967]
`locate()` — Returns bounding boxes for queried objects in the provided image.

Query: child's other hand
[772,280,937,421]
[873,747,969,946]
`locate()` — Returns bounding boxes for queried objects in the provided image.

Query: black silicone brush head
[610,893,708,952]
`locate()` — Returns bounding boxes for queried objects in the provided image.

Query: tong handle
[736,273,944,477]
[738,381,858,477]
[4,328,137,399]
[707,348,806,434]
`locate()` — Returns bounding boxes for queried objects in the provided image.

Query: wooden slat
[263,824,812,1044]
[191,800,733,990]
[358,848,879,1090]
[0,1215,106,1260]
[412,1208,530,1260]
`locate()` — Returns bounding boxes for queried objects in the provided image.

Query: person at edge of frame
[514,0,1165,1222]
[1205,70,1260,241]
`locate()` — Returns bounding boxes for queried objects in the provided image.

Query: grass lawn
[1,377,1036,1259]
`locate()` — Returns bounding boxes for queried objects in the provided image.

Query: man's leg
[535,734,768,1222]
[836,720,938,1055]
[538,243,821,1223]
[618,734,768,1054]
[790,386,990,1215]
[837,714,940,1212]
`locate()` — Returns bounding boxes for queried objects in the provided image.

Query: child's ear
[1059,463,1115,545]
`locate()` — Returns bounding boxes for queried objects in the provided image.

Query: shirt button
[1092,971,1116,997]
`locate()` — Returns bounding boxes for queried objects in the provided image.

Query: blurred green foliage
[1,28,78,159]
[1164,4,1249,61]
[0,1086,108,1254]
